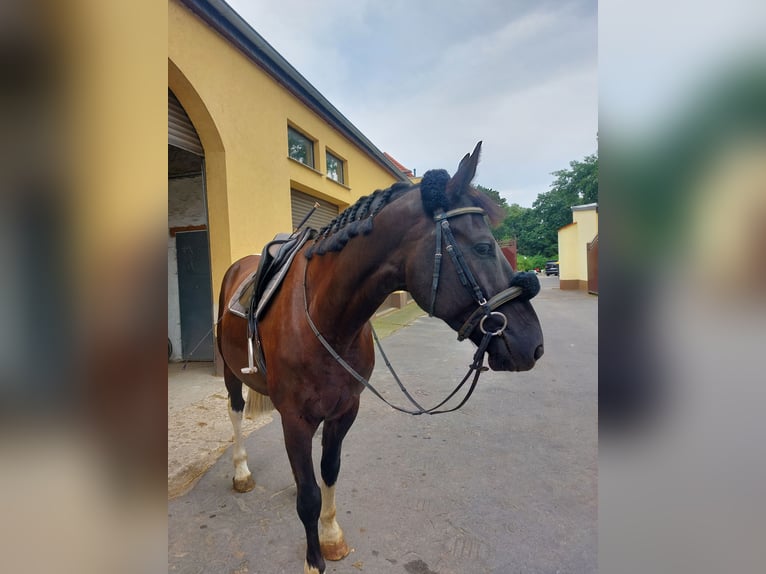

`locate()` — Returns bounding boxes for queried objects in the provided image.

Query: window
[288,126,315,168]
[326,151,345,184]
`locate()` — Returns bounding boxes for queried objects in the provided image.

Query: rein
[302,206,524,415]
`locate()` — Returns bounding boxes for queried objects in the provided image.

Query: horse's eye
[473,242,494,258]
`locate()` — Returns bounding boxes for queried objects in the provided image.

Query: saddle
[227,227,315,374]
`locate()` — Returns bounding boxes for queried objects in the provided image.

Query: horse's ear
[456,152,471,172]
[447,141,482,199]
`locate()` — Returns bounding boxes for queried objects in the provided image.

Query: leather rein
[303,206,524,415]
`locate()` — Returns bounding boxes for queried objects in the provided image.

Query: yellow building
[557,203,598,292]
[168,0,407,361]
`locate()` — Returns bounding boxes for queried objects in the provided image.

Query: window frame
[287,125,316,169]
[325,149,346,185]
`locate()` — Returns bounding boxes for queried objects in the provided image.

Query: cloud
[226,0,597,206]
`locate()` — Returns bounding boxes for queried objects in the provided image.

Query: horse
[216,142,544,574]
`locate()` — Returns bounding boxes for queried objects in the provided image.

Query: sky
[599,0,766,135]
[225,0,597,208]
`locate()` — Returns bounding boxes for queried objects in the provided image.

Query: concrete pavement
[168,276,597,573]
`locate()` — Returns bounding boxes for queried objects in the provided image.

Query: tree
[516,253,547,272]
[529,153,598,258]
[476,153,598,260]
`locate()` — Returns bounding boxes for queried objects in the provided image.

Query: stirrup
[240,336,258,374]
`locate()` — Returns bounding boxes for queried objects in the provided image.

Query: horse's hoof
[233,474,255,493]
[321,538,350,561]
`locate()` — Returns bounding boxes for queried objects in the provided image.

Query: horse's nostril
[534,344,544,360]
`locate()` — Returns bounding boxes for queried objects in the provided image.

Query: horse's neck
[307,196,417,340]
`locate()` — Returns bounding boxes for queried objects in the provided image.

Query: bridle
[303,206,525,415]
[429,207,524,340]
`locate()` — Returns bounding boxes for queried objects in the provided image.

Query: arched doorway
[168,89,213,361]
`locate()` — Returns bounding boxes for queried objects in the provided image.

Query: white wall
[169,175,206,227]
[168,235,182,361]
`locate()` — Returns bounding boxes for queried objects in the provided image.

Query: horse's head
[405,142,544,371]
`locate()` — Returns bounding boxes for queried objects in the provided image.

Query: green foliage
[550,153,599,205]
[477,153,598,260]
[516,253,548,272]
[530,153,598,256]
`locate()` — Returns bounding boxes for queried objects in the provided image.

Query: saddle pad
[227,230,312,320]
[228,270,258,318]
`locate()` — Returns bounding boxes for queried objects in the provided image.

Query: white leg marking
[319,479,343,546]
[304,560,320,574]
[228,400,252,485]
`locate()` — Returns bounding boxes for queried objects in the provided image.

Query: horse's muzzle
[487,330,543,372]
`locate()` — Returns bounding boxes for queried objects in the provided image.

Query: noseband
[428,207,524,340]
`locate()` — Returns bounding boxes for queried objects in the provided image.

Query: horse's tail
[245,388,274,419]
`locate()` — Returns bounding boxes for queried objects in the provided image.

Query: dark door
[176,230,214,360]
[587,235,599,295]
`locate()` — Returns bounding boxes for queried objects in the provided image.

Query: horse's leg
[318,398,359,561]
[224,365,255,492]
[281,413,325,574]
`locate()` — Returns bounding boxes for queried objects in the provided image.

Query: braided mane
[305,181,412,259]
[304,165,504,259]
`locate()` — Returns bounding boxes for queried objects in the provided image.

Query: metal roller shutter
[291,190,339,231]
[169,90,204,156]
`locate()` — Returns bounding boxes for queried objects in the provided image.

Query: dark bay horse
[216,143,544,574]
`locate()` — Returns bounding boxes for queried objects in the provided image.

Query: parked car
[545,261,559,276]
